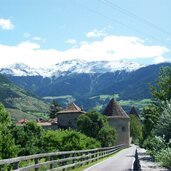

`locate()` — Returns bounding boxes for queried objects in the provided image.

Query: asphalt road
[84,145,136,171]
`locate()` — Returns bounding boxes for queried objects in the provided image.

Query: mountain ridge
[0,60,144,77]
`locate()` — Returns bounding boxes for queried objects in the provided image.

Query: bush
[155,100,171,142]
[97,126,116,147]
[77,110,117,147]
[0,104,19,159]
[143,136,166,157]
[11,122,44,156]
[130,115,142,144]
[156,148,171,169]
[42,129,101,152]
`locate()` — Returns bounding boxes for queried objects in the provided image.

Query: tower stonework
[103,99,130,147]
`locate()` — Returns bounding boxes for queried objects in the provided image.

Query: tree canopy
[130,115,142,143]
[142,66,171,140]
[49,100,61,119]
[77,110,116,147]
[0,104,18,159]
[155,100,171,142]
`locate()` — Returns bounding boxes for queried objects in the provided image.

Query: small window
[122,126,126,132]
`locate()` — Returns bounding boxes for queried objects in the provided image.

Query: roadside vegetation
[0,104,116,161]
[77,110,116,147]
[140,66,171,169]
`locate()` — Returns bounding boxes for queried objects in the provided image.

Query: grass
[119,99,151,110]
[7,108,38,122]
[89,94,119,101]
[43,95,75,105]
[93,105,103,111]
[8,108,49,123]
[43,95,75,100]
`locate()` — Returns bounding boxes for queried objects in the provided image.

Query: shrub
[143,136,166,157]
[156,147,171,169]
[77,110,117,147]
[155,100,171,142]
[11,122,44,156]
[42,129,101,152]
[97,126,116,147]
[130,115,142,144]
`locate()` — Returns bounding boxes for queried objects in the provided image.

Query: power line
[100,0,171,37]
[71,0,162,43]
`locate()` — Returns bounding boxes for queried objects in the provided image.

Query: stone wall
[108,117,130,147]
[58,112,82,129]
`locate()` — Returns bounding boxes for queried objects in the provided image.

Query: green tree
[155,100,171,142]
[11,122,44,156]
[142,66,171,141]
[130,115,142,143]
[97,126,116,147]
[77,110,116,147]
[49,100,61,119]
[0,103,11,126]
[42,129,101,152]
[0,104,18,159]
[150,67,171,102]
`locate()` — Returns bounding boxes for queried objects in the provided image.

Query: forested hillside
[0,74,49,122]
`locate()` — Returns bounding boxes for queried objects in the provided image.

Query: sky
[0,0,171,68]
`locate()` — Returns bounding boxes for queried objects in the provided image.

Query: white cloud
[17,41,40,49]
[0,35,169,68]
[0,18,14,30]
[86,29,107,38]
[65,39,77,45]
[154,56,167,64]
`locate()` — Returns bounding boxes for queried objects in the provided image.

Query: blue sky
[0,0,171,68]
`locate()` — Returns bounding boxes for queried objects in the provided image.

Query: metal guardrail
[0,144,125,171]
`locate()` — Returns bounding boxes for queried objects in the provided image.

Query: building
[129,106,139,118]
[37,118,58,130]
[57,103,85,129]
[16,118,28,125]
[103,98,130,147]
[16,118,58,130]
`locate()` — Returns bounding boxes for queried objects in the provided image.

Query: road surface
[84,145,136,171]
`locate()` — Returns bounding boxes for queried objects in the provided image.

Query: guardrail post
[13,161,19,170]
[86,152,88,164]
[62,154,66,171]
[34,158,39,171]
[72,153,75,169]
[49,156,53,169]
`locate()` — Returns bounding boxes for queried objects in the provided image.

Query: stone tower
[129,106,139,118]
[103,98,130,147]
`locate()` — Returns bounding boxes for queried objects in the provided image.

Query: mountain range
[0,60,171,113]
[0,60,143,77]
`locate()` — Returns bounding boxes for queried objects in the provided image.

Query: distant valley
[0,60,171,115]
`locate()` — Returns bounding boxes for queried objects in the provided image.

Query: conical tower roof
[103,98,129,118]
[129,106,139,118]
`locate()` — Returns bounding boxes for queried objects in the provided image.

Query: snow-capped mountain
[0,60,144,77]
[0,63,40,76]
